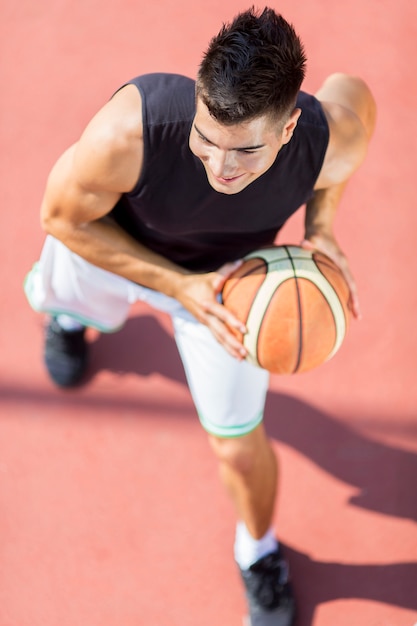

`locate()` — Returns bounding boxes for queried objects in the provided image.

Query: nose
[208,149,237,178]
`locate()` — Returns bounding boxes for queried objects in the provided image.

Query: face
[189,98,301,195]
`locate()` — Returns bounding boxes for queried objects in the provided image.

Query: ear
[281,108,302,145]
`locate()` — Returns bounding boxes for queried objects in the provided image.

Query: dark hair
[196,7,306,125]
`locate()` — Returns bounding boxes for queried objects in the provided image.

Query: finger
[300,238,316,251]
[301,239,362,320]
[349,292,362,320]
[301,237,332,258]
[202,298,247,334]
[336,260,362,320]
[206,313,248,360]
[344,271,362,320]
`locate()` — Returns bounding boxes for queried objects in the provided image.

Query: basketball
[221,245,351,374]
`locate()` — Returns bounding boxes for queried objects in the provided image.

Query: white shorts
[24,236,270,438]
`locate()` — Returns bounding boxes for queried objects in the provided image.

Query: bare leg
[208,423,277,539]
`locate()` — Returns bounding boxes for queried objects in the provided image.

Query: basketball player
[24,7,376,625]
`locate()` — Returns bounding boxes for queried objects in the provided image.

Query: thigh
[25,235,195,331]
[173,315,270,438]
[25,235,135,331]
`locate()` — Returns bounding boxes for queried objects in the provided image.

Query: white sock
[55,314,84,332]
[234,521,278,570]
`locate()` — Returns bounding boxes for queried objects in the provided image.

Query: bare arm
[41,85,247,358]
[41,85,185,291]
[302,73,377,318]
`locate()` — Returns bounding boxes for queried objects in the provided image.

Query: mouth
[213,173,244,184]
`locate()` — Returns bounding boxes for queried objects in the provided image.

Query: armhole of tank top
[315,100,331,181]
[123,80,148,197]
[300,94,331,183]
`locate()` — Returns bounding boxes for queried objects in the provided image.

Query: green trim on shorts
[23,265,123,334]
[198,409,264,438]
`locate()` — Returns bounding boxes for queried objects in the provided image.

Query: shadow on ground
[3,313,415,623]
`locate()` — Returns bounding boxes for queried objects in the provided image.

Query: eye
[195,129,211,144]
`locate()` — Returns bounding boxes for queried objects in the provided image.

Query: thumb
[212,259,243,292]
[300,238,316,251]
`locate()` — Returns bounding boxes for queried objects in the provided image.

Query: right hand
[173,261,248,360]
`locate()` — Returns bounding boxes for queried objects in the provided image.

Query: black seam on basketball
[221,259,267,301]
[284,246,303,374]
[315,257,344,277]
[302,276,345,356]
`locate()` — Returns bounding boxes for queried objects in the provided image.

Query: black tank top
[110,73,329,272]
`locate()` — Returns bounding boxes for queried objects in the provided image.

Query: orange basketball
[221,245,351,374]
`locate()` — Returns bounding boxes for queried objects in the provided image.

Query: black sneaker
[44,317,88,387]
[240,548,295,626]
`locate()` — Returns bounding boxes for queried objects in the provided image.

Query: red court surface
[1,1,417,625]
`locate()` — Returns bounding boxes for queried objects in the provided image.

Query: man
[24,7,376,625]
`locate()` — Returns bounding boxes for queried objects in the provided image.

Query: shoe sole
[243,612,296,626]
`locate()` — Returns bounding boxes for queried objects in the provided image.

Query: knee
[208,426,268,475]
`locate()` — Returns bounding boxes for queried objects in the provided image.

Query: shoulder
[131,73,196,125]
[313,74,376,189]
[131,72,194,93]
[73,83,144,194]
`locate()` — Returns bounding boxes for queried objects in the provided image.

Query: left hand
[301,231,361,319]
[172,260,249,360]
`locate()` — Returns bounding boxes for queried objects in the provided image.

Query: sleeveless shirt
[110,73,329,272]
